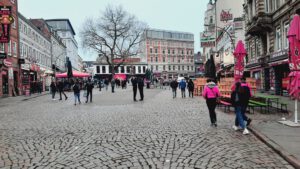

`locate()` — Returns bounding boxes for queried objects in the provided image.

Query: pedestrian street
[0,88,294,169]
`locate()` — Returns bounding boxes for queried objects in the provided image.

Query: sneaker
[246,118,252,126]
[232,125,239,131]
[52,99,56,101]
[65,97,68,100]
[243,128,250,135]
[214,123,217,127]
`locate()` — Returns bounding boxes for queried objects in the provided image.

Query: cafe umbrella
[233,40,247,83]
[287,14,300,123]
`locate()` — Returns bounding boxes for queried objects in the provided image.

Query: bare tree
[80,5,147,76]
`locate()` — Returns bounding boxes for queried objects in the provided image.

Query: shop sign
[8,67,13,79]
[0,6,14,43]
[21,63,30,70]
[3,59,12,67]
[270,49,288,58]
[220,10,233,22]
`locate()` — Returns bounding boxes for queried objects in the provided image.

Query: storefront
[0,58,19,97]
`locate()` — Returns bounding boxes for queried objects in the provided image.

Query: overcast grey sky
[19,0,207,61]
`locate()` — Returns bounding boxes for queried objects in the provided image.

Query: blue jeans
[235,106,245,129]
[74,93,80,104]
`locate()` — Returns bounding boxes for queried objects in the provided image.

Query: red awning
[56,70,91,78]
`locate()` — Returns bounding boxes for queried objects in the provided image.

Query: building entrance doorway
[2,73,8,95]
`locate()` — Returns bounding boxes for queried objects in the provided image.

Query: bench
[280,102,288,113]
[218,100,232,113]
[249,100,268,113]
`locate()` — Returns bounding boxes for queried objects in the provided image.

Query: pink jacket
[202,82,221,99]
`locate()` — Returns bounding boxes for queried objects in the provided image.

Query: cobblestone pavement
[0,87,295,169]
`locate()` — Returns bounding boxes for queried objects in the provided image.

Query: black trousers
[86,90,92,102]
[133,86,137,100]
[189,90,194,98]
[138,87,144,100]
[112,86,115,93]
[206,98,217,124]
[59,90,67,100]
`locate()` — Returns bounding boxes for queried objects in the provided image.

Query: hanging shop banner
[220,10,233,22]
[0,6,14,43]
[3,58,12,67]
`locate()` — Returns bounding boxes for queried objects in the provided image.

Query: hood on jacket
[206,81,216,88]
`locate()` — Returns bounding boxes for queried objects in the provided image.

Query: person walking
[73,80,81,105]
[138,77,144,101]
[131,76,138,101]
[202,79,221,127]
[85,79,94,103]
[98,79,102,91]
[104,78,109,91]
[50,81,57,100]
[170,79,178,98]
[231,82,250,135]
[111,78,115,93]
[179,79,187,98]
[187,79,195,98]
[58,80,68,100]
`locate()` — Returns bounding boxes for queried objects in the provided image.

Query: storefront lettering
[220,10,233,22]
[271,49,288,58]
[3,59,12,67]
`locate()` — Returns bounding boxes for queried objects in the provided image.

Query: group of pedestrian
[131,76,144,101]
[202,77,252,135]
[170,78,194,98]
[50,78,94,106]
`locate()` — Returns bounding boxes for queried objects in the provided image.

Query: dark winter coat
[170,80,178,89]
[187,81,194,91]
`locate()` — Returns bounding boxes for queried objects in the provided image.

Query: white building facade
[18,13,52,92]
[46,19,79,71]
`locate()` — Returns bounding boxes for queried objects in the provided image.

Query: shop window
[0,43,4,52]
[7,40,11,55]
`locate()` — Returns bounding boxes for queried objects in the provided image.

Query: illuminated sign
[0,6,14,43]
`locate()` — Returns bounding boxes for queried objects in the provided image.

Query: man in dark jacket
[131,76,138,101]
[85,79,94,103]
[58,80,68,100]
[187,79,195,98]
[170,79,178,98]
[137,77,144,101]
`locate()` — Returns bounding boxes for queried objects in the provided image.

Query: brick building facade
[143,29,194,81]
[0,0,20,97]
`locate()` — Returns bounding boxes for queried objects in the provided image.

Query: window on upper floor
[7,40,11,55]
[169,65,171,71]
[163,57,165,62]
[178,65,180,71]
[168,49,170,54]
[191,66,194,70]
[151,57,153,62]
[173,65,175,70]
[155,48,158,53]
[172,50,175,54]
[12,42,17,56]
[163,50,165,54]
[163,65,165,71]
[284,21,289,49]
[151,65,153,71]
[96,66,100,73]
[150,48,152,53]
[0,43,4,53]
[276,26,282,51]
[156,65,158,71]
[155,57,158,62]
[187,66,190,71]
[182,66,184,71]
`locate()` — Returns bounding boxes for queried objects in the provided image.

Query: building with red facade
[142,29,194,81]
[0,0,20,97]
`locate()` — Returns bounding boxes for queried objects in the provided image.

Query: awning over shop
[56,70,91,78]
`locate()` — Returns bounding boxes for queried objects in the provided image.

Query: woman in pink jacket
[202,79,221,127]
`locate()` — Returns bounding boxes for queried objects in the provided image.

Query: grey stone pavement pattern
[0,87,295,169]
